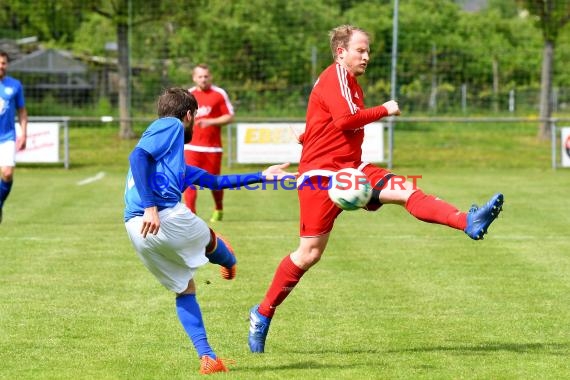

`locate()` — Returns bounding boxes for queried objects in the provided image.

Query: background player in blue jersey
[124,87,295,375]
[0,50,28,224]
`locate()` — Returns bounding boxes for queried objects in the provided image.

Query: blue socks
[175,294,216,359]
[206,237,236,268]
[0,180,12,208]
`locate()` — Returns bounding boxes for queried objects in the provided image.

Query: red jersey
[298,63,388,174]
[186,85,234,151]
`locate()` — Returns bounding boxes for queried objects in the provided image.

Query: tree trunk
[428,43,437,112]
[117,21,135,139]
[492,57,499,113]
[538,40,554,140]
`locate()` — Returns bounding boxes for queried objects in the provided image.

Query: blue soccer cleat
[248,305,272,353]
[464,193,504,240]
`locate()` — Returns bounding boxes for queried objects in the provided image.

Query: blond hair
[329,25,369,59]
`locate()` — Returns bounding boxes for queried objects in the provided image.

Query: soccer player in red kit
[183,64,235,222]
[248,25,504,353]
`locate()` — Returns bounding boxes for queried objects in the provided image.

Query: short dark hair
[157,87,198,120]
[0,50,9,61]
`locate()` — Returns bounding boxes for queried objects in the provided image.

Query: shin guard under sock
[258,255,306,318]
[176,294,216,359]
[405,190,467,230]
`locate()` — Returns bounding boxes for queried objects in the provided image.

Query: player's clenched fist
[382,100,400,116]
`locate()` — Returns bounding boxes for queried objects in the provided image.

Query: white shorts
[0,141,16,167]
[125,202,210,293]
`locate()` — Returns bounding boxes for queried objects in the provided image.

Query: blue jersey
[124,117,188,221]
[0,76,25,143]
[124,116,269,222]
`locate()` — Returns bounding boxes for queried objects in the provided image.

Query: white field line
[77,171,106,186]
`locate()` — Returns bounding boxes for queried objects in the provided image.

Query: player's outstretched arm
[184,163,297,191]
[261,162,298,181]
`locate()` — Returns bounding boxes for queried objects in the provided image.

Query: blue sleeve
[129,147,156,208]
[137,120,178,162]
[16,81,25,109]
[184,166,264,190]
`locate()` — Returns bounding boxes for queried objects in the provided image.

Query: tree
[521,0,570,139]
[1,0,85,43]
[370,0,464,111]
[457,7,530,113]
[86,0,137,139]
[85,0,199,139]
[165,0,338,115]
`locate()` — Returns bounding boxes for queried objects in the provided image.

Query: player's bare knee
[381,179,419,204]
[1,168,13,181]
[306,247,323,265]
[291,246,323,269]
[178,278,196,295]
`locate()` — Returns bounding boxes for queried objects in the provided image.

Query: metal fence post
[227,123,233,169]
[551,119,557,170]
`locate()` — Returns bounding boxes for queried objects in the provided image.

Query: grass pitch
[1,123,569,379]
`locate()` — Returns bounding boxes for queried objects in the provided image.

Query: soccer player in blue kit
[0,50,28,224]
[124,87,295,374]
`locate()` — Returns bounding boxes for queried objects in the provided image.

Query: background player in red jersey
[183,64,235,222]
[248,25,504,353]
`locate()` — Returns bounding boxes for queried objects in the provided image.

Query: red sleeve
[333,106,388,130]
[322,65,389,131]
[213,86,234,116]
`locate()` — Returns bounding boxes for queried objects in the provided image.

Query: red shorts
[184,150,222,175]
[298,164,392,237]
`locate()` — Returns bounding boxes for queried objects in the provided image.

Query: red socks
[212,190,224,211]
[182,189,223,213]
[183,187,198,213]
[258,255,306,318]
[405,190,467,231]
[256,192,466,319]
